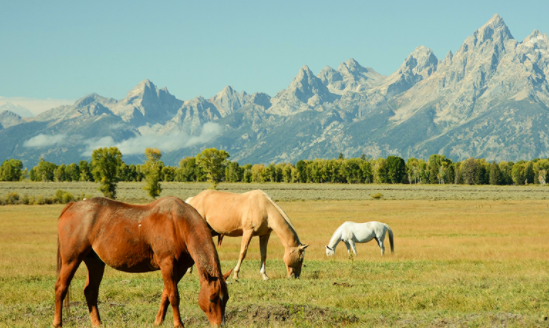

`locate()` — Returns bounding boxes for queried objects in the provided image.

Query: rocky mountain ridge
[2,14,549,166]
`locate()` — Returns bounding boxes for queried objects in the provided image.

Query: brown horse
[53,196,231,328]
[186,190,308,280]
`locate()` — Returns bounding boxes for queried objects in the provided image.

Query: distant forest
[0,148,548,186]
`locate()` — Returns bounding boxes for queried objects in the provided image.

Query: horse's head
[198,268,232,327]
[325,245,335,256]
[283,244,308,278]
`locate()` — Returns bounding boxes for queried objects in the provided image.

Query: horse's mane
[260,191,301,244]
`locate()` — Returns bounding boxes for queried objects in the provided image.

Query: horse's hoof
[262,276,270,281]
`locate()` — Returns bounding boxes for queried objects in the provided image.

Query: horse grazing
[53,197,231,328]
[186,190,308,280]
[325,221,394,258]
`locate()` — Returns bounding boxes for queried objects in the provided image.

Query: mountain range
[1,14,549,167]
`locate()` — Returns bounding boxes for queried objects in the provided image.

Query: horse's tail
[217,234,224,247]
[385,224,394,254]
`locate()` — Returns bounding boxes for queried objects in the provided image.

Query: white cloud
[23,134,67,147]
[81,122,222,156]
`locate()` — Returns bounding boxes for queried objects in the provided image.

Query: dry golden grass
[1,199,549,327]
[215,199,549,264]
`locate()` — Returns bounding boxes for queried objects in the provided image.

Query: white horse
[325,221,394,257]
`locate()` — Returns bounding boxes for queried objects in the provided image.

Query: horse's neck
[186,227,221,277]
[328,229,342,249]
[268,207,300,249]
[189,243,220,275]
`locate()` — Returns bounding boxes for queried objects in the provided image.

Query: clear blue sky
[1,0,548,102]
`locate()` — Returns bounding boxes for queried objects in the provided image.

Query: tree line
[1,149,548,196]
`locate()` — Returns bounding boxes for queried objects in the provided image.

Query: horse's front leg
[158,261,184,328]
[233,230,254,280]
[343,241,352,259]
[348,240,358,257]
[155,266,186,326]
[259,234,271,280]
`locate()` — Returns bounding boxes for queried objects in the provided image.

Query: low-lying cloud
[0,97,75,116]
[82,122,222,156]
[23,134,67,147]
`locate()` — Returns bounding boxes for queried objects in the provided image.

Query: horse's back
[188,189,270,236]
[339,221,382,242]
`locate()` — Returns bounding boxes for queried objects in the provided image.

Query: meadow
[1,181,549,203]
[1,183,549,327]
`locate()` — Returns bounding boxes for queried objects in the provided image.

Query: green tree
[511,161,526,185]
[79,160,93,181]
[296,160,307,183]
[373,158,387,183]
[386,156,406,184]
[225,161,243,182]
[524,161,535,184]
[91,147,123,199]
[54,164,66,182]
[406,158,420,184]
[498,161,514,185]
[65,163,80,182]
[489,161,502,185]
[161,166,176,182]
[242,164,253,183]
[251,164,267,182]
[142,148,163,199]
[195,148,230,189]
[0,159,23,181]
[177,157,200,182]
[281,163,294,183]
[342,158,363,183]
[428,155,453,184]
[33,158,57,182]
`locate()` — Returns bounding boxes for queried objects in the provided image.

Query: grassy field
[1,184,549,327]
[1,181,549,203]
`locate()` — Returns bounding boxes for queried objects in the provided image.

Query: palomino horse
[186,190,308,280]
[325,221,394,257]
[53,197,231,328]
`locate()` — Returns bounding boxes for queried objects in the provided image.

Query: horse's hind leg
[53,258,83,328]
[259,234,271,280]
[155,268,186,326]
[375,235,386,256]
[83,254,105,327]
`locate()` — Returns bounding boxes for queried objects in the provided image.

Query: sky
[1,0,549,113]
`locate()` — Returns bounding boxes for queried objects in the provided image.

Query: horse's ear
[325,245,330,250]
[222,269,233,281]
[299,244,309,251]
